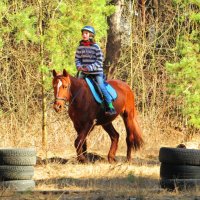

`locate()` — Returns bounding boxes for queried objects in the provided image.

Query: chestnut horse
[52,69,143,163]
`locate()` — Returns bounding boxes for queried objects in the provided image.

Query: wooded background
[0,0,199,149]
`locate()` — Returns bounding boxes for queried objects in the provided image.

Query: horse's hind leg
[122,111,143,161]
[102,123,119,163]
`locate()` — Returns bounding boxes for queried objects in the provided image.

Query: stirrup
[105,108,116,116]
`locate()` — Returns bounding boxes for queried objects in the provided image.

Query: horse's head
[52,69,71,112]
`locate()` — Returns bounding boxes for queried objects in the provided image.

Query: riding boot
[105,102,117,116]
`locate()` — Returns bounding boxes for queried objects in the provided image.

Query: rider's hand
[77,66,83,71]
[82,66,89,72]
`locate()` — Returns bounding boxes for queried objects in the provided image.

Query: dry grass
[1,112,200,199]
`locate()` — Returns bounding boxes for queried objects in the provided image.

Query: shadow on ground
[36,152,160,166]
[36,152,106,165]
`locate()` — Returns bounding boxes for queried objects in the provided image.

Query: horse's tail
[132,117,144,150]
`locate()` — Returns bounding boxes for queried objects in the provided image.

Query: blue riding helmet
[81,26,95,35]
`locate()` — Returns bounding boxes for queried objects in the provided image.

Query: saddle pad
[85,78,117,104]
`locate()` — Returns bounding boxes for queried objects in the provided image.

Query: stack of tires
[0,148,36,191]
[159,147,200,190]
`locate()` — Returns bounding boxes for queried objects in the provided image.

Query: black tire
[0,180,35,191]
[0,148,36,166]
[0,166,34,180]
[159,147,200,166]
[160,163,200,179]
[160,178,200,190]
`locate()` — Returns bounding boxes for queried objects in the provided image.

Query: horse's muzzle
[53,101,64,112]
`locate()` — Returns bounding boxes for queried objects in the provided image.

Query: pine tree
[166,0,200,128]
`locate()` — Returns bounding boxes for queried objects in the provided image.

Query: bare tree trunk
[38,0,47,151]
[141,0,145,25]
[153,0,159,19]
[104,0,124,79]
[138,0,160,20]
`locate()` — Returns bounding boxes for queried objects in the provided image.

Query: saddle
[84,75,117,104]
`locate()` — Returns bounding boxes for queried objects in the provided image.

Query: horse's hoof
[126,159,132,163]
[108,157,117,163]
[77,157,88,164]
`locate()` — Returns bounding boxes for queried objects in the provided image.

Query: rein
[68,88,82,107]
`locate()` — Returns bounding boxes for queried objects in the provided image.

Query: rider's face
[82,31,90,41]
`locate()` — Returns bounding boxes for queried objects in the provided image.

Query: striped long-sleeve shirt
[75,42,104,74]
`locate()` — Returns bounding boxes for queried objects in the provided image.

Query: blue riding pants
[94,74,112,103]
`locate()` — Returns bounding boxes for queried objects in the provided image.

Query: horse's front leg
[74,132,88,163]
[74,122,95,163]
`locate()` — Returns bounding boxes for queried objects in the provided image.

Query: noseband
[55,97,67,102]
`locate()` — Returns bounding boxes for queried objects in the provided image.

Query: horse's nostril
[53,103,61,112]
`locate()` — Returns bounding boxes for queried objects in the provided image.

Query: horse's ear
[63,69,68,77]
[53,70,57,77]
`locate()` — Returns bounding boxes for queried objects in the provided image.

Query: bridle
[54,77,81,106]
[55,97,67,102]
[54,78,70,102]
